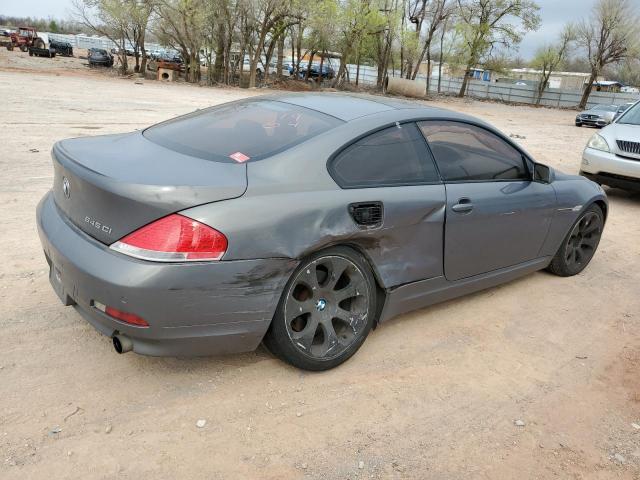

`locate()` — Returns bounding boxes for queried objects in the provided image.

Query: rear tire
[547,204,604,277]
[264,246,378,371]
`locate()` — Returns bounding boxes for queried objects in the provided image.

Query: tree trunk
[213,27,225,83]
[140,43,147,74]
[437,22,445,93]
[318,52,325,86]
[399,1,406,77]
[295,26,302,76]
[426,47,431,95]
[579,71,597,109]
[355,46,361,87]
[118,36,127,75]
[263,33,279,84]
[536,69,549,105]
[276,34,284,81]
[458,65,472,98]
[305,51,315,81]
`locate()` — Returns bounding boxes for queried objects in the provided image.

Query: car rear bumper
[36,191,296,356]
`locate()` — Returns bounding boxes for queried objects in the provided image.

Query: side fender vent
[349,202,383,228]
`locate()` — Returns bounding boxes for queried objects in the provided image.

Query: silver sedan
[580,100,640,191]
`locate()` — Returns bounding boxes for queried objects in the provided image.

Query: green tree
[455,0,540,97]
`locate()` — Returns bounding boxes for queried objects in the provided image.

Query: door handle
[452,197,473,213]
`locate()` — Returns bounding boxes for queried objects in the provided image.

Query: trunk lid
[51,132,247,245]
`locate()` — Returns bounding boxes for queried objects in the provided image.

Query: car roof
[268,92,459,122]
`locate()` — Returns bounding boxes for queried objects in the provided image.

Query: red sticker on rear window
[229,152,250,163]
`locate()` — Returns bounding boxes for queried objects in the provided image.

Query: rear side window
[330,123,440,188]
[144,99,342,162]
[418,121,529,182]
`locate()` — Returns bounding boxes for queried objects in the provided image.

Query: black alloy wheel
[548,204,604,276]
[264,246,377,371]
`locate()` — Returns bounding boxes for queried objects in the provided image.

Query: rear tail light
[110,214,227,262]
[94,301,149,327]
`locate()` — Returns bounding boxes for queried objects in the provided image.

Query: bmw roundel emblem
[62,177,70,199]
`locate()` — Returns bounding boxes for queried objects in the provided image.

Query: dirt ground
[1,50,639,480]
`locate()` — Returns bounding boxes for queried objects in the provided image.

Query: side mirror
[533,163,551,184]
[603,111,615,124]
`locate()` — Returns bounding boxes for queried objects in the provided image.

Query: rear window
[143,99,342,162]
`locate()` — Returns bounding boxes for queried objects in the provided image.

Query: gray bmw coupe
[37,93,607,370]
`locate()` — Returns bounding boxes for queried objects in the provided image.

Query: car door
[418,120,556,281]
[328,122,446,287]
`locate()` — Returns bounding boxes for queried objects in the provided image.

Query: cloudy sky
[1,0,598,59]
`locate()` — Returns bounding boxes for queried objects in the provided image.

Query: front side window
[144,99,342,163]
[330,123,440,188]
[418,121,529,182]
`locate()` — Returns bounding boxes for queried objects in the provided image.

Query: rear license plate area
[48,261,76,307]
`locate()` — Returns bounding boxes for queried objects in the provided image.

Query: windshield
[617,102,640,125]
[144,99,342,162]
[590,105,617,112]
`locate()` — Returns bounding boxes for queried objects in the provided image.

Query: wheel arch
[592,199,608,222]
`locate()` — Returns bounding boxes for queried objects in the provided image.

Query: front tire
[547,204,604,277]
[264,246,378,371]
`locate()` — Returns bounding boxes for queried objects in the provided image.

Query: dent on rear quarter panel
[184,182,446,289]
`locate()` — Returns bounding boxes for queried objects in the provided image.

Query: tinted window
[144,99,342,162]
[330,123,440,188]
[418,121,529,182]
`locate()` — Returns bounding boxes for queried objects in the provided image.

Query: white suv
[580,100,640,191]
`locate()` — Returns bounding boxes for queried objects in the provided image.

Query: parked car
[50,39,73,57]
[37,94,607,371]
[613,102,635,120]
[294,63,336,79]
[88,48,114,67]
[158,51,182,64]
[580,100,640,191]
[575,104,619,128]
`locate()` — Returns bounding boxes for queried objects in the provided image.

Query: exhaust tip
[112,334,133,354]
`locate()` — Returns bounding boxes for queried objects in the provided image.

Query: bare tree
[155,0,206,83]
[73,0,131,74]
[245,0,299,88]
[531,24,575,104]
[409,0,452,96]
[128,0,156,74]
[577,0,640,109]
